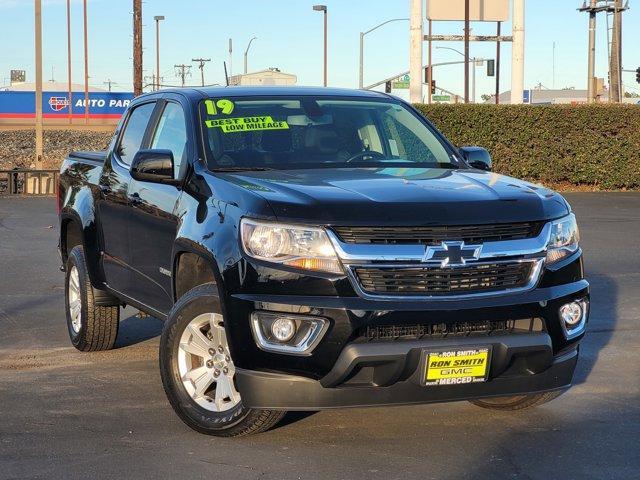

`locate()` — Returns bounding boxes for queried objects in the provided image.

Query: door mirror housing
[130,149,180,185]
[460,146,492,171]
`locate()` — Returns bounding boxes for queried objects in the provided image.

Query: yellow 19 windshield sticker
[204,98,289,133]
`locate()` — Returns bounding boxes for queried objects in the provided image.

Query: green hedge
[414,104,640,189]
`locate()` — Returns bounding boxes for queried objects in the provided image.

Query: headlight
[546,213,580,263]
[240,218,342,274]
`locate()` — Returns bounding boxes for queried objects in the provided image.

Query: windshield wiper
[210,166,274,172]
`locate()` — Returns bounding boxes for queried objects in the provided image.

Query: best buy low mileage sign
[424,347,491,386]
[204,98,289,133]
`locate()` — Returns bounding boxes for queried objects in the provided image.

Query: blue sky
[1,0,639,99]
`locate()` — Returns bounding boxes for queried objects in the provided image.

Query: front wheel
[159,283,285,437]
[470,390,565,411]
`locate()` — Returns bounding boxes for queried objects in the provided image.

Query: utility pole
[409,0,423,103]
[511,0,525,105]
[588,0,597,102]
[192,58,211,87]
[609,0,624,102]
[66,0,72,123]
[133,0,143,96]
[103,79,117,92]
[35,0,43,169]
[83,0,89,124]
[464,0,470,103]
[174,64,191,87]
[495,21,501,104]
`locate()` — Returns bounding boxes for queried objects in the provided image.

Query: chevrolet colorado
[58,87,589,436]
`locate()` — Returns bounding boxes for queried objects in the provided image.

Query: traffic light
[431,80,436,95]
[424,66,431,84]
[385,81,392,93]
[636,67,640,84]
[487,59,495,77]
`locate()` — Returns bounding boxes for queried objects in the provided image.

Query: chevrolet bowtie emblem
[422,241,482,267]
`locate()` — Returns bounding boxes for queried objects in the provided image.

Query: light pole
[436,46,481,103]
[154,15,165,91]
[244,36,257,74]
[359,18,409,89]
[313,5,327,86]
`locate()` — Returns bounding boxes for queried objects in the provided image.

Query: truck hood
[218,167,569,225]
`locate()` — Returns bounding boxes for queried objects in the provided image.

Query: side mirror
[459,146,492,171]
[130,149,180,185]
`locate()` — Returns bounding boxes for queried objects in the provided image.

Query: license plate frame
[421,346,492,387]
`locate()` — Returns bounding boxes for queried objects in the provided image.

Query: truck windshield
[199,96,459,171]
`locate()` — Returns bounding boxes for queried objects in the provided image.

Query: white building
[229,68,297,87]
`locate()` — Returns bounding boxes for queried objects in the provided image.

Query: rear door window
[117,102,156,165]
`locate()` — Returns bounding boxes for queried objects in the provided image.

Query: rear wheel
[470,391,565,411]
[65,245,119,351]
[159,283,285,436]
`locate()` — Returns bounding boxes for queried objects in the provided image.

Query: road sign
[427,0,509,22]
[523,89,531,104]
[432,95,451,102]
[392,74,410,90]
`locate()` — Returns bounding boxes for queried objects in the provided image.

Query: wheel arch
[172,240,225,303]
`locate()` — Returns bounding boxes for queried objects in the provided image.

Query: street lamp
[359,18,409,89]
[313,5,328,86]
[436,46,482,103]
[244,36,257,74]
[154,15,165,91]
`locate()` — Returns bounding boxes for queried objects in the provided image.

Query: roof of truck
[146,85,393,100]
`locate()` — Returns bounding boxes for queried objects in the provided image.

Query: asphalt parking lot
[1,193,639,480]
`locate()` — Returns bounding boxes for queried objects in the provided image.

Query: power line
[192,58,211,86]
[174,64,192,87]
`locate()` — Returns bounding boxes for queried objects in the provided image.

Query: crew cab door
[126,98,190,314]
[97,100,157,294]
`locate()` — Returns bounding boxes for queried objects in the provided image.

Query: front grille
[354,262,534,296]
[362,318,544,342]
[333,222,542,245]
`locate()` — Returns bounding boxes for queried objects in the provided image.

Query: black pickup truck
[58,86,589,436]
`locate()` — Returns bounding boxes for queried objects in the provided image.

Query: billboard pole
[83,0,89,124]
[409,0,423,103]
[35,0,43,169]
[67,0,72,124]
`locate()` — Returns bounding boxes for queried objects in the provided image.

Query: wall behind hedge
[414,104,640,189]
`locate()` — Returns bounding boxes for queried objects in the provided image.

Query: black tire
[65,245,119,351]
[470,390,565,411]
[159,283,285,437]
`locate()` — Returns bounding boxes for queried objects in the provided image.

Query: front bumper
[236,333,577,410]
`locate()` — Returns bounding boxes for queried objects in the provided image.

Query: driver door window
[150,102,187,178]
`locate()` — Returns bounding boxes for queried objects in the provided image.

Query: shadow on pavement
[114,313,164,349]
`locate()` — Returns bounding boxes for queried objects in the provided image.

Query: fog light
[559,299,588,339]
[250,311,329,355]
[560,302,583,326]
[271,317,296,342]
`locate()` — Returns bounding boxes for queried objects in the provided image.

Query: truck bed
[68,151,107,164]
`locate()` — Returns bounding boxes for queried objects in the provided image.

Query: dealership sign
[0,91,134,119]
